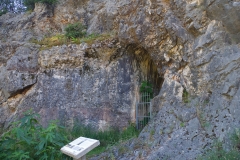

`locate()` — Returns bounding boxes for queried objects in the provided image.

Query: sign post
[61,137,100,160]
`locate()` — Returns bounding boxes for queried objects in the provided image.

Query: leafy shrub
[0,9,7,16]
[140,81,153,94]
[64,23,87,39]
[140,81,153,102]
[0,110,70,160]
[0,0,15,13]
[39,0,58,5]
[24,0,58,11]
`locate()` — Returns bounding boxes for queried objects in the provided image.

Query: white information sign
[61,137,100,159]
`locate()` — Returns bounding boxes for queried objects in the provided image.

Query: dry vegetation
[30,32,115,50]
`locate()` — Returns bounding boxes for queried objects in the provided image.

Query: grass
[30,32,115,50]
[70,122,140,158]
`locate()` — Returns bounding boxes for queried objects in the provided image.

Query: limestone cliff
[1,0,240,159]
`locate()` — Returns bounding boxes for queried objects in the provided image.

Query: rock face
[1,0,240,159]
[0,39,162,130]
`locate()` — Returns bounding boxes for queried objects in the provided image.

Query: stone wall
[0,33,162,130]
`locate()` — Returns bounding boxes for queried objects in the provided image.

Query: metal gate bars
[136,92,152,130]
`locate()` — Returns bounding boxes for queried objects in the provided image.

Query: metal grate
[136,92,152,130]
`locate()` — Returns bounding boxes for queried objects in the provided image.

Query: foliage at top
[24,0,58,11]
[0,0,58,14]
[0,0,16,15]
[0,9,7,16]
[140,81,153,94]
[140,81,153,102]
[64,22,87,39]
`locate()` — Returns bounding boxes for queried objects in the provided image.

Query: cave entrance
[125,44,164,130]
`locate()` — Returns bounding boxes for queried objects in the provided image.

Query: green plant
[198,142,240,160]
[0,110,70,160]
[230,128,240,148]
[198,131,240,160]
[182,88,190,103]
[0,9,7,16]
[118,145,127,154]
[0,0,15,13]
[150,129,155,136]
[39,0,58,5]
[23,0,58,11]
[65,23,86,39]
[196,109,210,129]
[180,122,185,127]
[30,34,68,50]
[140,81,153,102]
[150,129,155,139]
[140,81,153,94]
[71,122,139,158]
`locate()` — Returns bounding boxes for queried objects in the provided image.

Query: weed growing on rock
[30,34,67,50]
[196,107,211,129]
[180,122,185,127]
[197,129,240,160]
[65,22,86,39]
[182,88,190,103]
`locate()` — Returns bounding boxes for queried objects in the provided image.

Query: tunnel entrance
[124,44,164,128]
